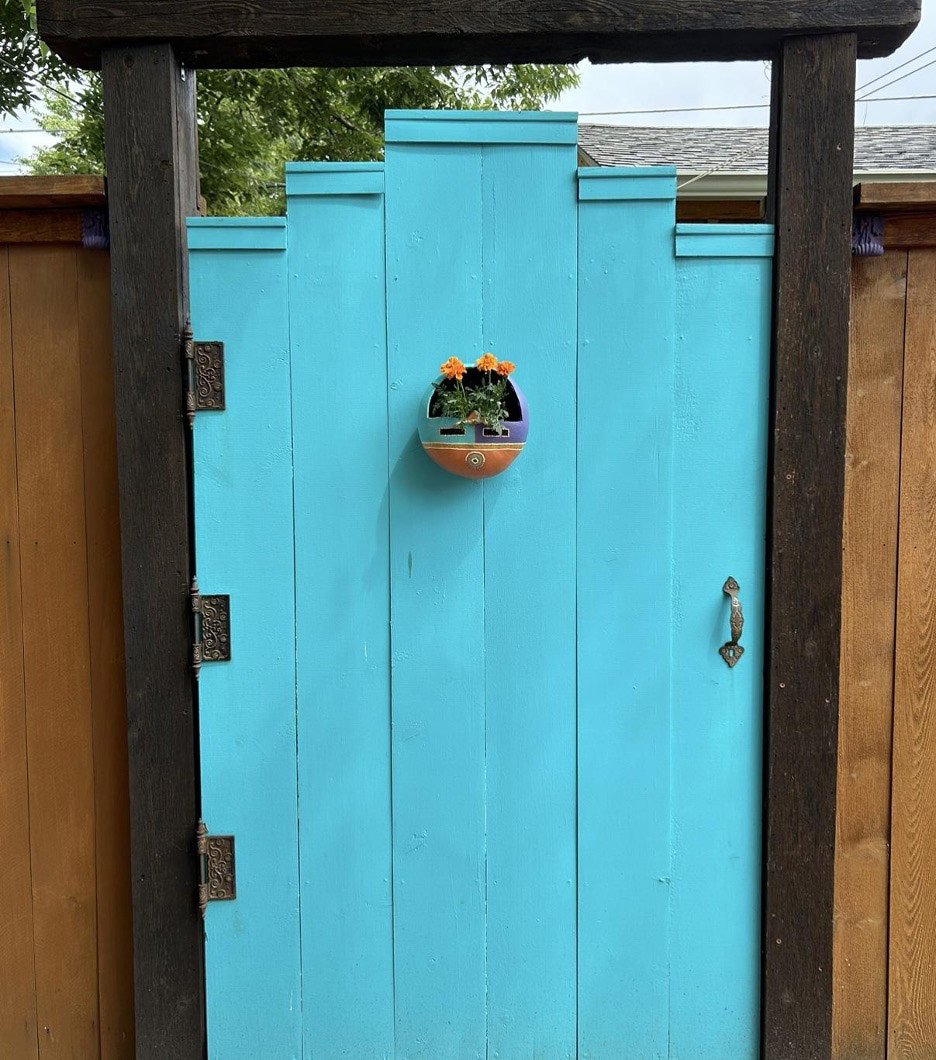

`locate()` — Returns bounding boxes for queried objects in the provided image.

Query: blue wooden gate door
[189,110,772,1060]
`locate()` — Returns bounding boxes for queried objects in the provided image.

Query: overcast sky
[557,4,935,128]
[2,6,933,172]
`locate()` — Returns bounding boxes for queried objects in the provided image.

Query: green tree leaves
[1,2,578,214]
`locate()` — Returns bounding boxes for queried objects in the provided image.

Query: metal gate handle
[719,577,745,668]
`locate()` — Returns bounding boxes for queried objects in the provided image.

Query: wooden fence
[1,174,935,1059]
[834,183,936,1060]
[0,177,133,1060]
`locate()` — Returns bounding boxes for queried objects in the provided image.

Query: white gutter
[676,169,936,199]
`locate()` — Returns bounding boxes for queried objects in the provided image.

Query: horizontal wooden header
[578,166,676,201]
[675,223,775,258]
[37,0,919,68]
[186,217,287,251]
[0,174,105,209]
[286,163,384,197]
[854,181,936,213]
[384,111,577,146]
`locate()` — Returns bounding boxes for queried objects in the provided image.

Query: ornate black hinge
[197,820,236,917]
[183,319,225,427]
[190,578,231,679]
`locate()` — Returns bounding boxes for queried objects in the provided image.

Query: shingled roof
[578,125,936,173]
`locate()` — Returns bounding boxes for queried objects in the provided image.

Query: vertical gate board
[832,251,907,1060]
[188,217,302,1059]
[889,246,936,1060]
[10,244,99,1059]
[77,248,135,1060]
[285,165,394,1058]
[576,166,676,1058]
[670,224,772,1058]
[0,244,38,1060]
[385,122,487,1058]
[480,136,578,1056]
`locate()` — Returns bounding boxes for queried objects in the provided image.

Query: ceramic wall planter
[419,374,529,479]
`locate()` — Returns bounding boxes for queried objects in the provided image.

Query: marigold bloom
[440,356,466,380]
[496,360,516,376]
[476,352,499,372]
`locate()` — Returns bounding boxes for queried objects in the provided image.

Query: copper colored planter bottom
[421,442,524,479]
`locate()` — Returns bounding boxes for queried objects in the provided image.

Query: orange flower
[496,360,516,376]
[440,356,466,380]
[476,352,499,372]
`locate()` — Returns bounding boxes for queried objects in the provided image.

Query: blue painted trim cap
[385,109,578,145]
[676,223,775,258]
[187,216,287,251]
[286,162,385,197]
[578,166,677,201]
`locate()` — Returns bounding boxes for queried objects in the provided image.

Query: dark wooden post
[101,44,204,1057]
[763,33,857,1060]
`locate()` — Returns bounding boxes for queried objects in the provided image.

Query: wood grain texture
[76,248,134,1060]
[10,243,99,1059]
[190,221,302,1059]
[670,227,772,1060]
[0,175,105,208]
[0,246,39,1060]
[884,215,936,250]
[0,211,83,244]
[286,180,393,1058]
[576,171,676,1058]
[481,141,577,1059]
[832,250,907,1060]
[676,199,764,222]
[101,44,203,1058]
[855,182,936,211]
[889,247,936,1060]
[763,33,857,1060]
[36,0,919,68]
[385,139,488,1059]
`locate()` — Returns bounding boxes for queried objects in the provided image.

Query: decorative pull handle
[719,577,744,668]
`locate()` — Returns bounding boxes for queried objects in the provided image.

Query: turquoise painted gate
[189,110,772,1060]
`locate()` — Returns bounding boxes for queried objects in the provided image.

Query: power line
[676,68,936,189]
[856,43,936,93]
[0,54,84,110]
[583,44,936,118]
[580,92,936,117]
[857,55,936,100]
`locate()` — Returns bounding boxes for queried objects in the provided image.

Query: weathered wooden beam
[100,43,204,1058]
[38,0,918,69]
[763,33,857,1060]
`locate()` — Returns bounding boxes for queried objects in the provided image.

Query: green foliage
[0,0,68,113]
[433,371,512,432]
[0,0,578,215]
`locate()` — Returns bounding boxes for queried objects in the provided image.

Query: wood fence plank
[0,246,39,1060]
[0,176,105,208]
[0,211,83,245]
[889,247,936,1060]
[884,216,936,251]
[77,248,134,1059]
[832,250,907,1060]
[10,244,99,1059]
